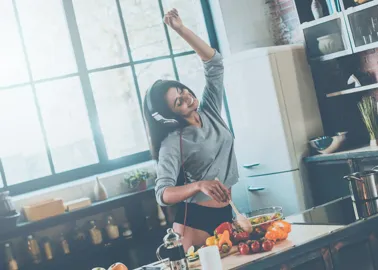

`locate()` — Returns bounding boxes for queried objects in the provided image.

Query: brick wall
[266,0,303,45]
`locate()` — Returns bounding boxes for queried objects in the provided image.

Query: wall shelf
[326,83,378,97]
[311,49,352,61]
[0,186,155,241]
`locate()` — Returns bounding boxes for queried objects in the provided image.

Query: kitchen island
[138,196,378,270]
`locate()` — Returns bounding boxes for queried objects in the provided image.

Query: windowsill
[12,160,156,214]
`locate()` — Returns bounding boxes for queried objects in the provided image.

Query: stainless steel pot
[344,166,378,201]
[353,199,378,219]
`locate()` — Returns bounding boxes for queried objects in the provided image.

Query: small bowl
[233,207,283,238]
[310,132,347,154]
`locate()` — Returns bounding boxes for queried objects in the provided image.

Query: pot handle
[371,165,378,172]
[156,243,164,261]
[343,174,364,182]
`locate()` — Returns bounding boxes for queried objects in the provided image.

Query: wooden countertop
[220,224,343,270]
[137,224,344,270]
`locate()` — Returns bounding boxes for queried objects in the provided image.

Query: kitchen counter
[137,196,378,270]
[304,145,378,163]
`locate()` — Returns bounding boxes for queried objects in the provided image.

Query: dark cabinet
[330,231,378,270]
[271,248,333,270]
[307,160,351,206]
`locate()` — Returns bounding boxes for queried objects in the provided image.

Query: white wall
[209,0,274,57]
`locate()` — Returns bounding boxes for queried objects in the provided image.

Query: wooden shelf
[0,186,155,241]
[326,83,378,97]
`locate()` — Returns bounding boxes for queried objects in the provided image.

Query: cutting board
[188,245,239,268]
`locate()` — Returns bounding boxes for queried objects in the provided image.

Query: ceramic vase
[94,177,108,201]
[311,0,324,20]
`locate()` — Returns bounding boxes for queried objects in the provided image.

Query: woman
[143,8,239,250]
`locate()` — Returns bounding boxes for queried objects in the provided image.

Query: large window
[0,0,226,195]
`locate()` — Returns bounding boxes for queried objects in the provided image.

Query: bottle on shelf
[27,235,42,264]
[105,215,120,240]
[4,243,18,270]
[88,220,103,245]
[121,220,133,239]
[71,225,88,252]
[41,237,54,261]
[59,233,70,255]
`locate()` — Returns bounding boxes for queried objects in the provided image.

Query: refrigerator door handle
[248,186,265,192]
[243,163,260,169]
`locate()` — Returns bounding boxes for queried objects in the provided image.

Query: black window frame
[1,0,233,196]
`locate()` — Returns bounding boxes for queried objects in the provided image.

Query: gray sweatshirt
[155,51,239,206]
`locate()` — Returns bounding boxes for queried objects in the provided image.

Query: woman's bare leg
[173,222,210,252]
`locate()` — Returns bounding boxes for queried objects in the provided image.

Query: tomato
[250,240,261,253]
[238,243,250,255]
[262,240,274,252]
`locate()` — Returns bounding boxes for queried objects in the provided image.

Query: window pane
[90,68,148,159]
[36,77,99,172]
[135,59,175,99]
[73,0,129,69]
[0,1,28,87]
[16,0,77,80]
[120,0,169,61]
[175,54,205,98]
[162,0,209,53]
[0,86,51,185]
[175,54,229,126]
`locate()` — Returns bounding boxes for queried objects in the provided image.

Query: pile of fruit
[238,220,291,255]
[187,218,292,261]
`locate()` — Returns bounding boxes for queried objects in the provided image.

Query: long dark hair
[143,80,195,160]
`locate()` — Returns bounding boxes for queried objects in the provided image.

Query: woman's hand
[164,8,184,32]
[198,180,231,203]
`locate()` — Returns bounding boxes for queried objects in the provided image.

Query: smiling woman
[0,0,220,195]
[142,9,238,251]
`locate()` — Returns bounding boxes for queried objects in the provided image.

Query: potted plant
[123,170,150,192]
[358,96,378,147]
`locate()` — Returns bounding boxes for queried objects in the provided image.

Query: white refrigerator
[225,45,323,216]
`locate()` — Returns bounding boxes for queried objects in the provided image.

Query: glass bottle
[105,215,119,240]
[121,221,133,239]
[88,220,103,245]
[4,243,18,270]
[41,237,53,261]
[60,233,70,255]
[27,235,41,264]
[71,225,88,252]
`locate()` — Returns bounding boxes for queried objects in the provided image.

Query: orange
[108,262,128,270]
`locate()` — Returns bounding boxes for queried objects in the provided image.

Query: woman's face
[165,87,199,118]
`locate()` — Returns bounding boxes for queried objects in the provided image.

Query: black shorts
[174,202,233,235]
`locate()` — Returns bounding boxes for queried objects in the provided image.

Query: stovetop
[286,196,362,226]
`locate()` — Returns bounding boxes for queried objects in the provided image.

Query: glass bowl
[233,206,283,239]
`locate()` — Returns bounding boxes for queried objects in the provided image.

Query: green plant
[358,96,378,140]
[123,169,150,189]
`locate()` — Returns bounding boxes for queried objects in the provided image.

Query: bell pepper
[206,236,216,246]
[233,231,249,244]
[214,222,233,236]
[218,230,232,249]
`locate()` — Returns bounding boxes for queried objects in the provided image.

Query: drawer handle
[248,186,265,192]
[243,163,260,169]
